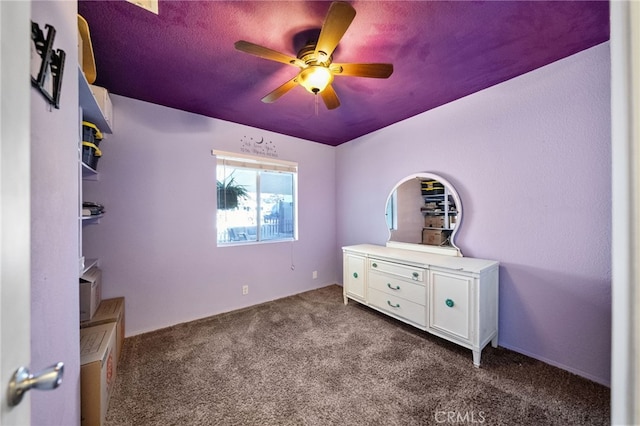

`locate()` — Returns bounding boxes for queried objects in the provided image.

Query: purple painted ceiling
[78,1,609,146]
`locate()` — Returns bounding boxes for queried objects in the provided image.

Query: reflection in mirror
[385,173,462,255]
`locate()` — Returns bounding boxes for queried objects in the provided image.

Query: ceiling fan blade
[261,75,300,103]
[235,40,302,67]
[314,2,356,61]
[331,63,394,79]
[320,84,340,110]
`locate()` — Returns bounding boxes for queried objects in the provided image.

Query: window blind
[212,150,297,173]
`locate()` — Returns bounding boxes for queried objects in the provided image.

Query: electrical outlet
[242,285,249,295]
[312,271,318,279]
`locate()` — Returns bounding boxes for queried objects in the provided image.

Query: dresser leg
[343,293,348,305]
[491,335,498,348]
[472,350,481,367]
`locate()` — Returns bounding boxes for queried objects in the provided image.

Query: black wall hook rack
[31,21,65,109]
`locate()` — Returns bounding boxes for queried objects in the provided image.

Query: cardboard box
[80,322,117,426]
[89,84,113,130]
[422,229,448,246]
[424,215,445,228]
[80,266,102,321]
[81,297,125,361]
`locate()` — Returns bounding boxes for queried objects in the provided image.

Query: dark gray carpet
[105,285,609,425]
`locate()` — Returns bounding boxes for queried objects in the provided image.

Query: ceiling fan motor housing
[297,42,332,66]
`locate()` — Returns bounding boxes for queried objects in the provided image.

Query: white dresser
[343,243,499,366]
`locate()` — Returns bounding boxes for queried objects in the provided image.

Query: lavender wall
[84,42,610,386]
[336,43,611,385]
[82,97,337,336]
[30,1,81,424]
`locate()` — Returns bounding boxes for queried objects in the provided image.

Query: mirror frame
[385,172,463,257]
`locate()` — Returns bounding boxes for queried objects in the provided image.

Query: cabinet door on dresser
[428,269,473,343]
[343,252,366,302]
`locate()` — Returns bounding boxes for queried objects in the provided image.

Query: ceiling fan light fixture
[298,66,333,94]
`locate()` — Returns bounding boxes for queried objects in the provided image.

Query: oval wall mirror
[385,172,463,256]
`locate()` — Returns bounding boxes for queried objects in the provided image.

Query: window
[214,150,297,245]
[386,189,398,230]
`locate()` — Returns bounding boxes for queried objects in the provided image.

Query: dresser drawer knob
[372,262,378,268]
[387,283,400,290]
[353,272,358,278]
[445,299,455,308]
[412,272,419,278]
[387,300,400,308]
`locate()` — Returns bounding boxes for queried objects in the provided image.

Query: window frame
[213,150,298,246]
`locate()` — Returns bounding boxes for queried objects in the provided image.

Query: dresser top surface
[342,244,498,273]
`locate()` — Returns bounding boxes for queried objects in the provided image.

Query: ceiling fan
[234,1,393,110]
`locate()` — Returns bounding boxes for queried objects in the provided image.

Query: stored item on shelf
[81,297,125,361]
[421,180,445,195]
[80,265,102,321]
[77,15,96,84]
[80,322,117,426]
[89,84,113,129]
[82,201,105,217]
[82,121,103,146]
[424,202,438,209]
[82,141,102,170]
[77,28,83,69]
[422,229,448,246]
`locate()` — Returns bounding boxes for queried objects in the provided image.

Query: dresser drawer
[369,271,426,305]
[368,288,426,327]
[369,259,425,283]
